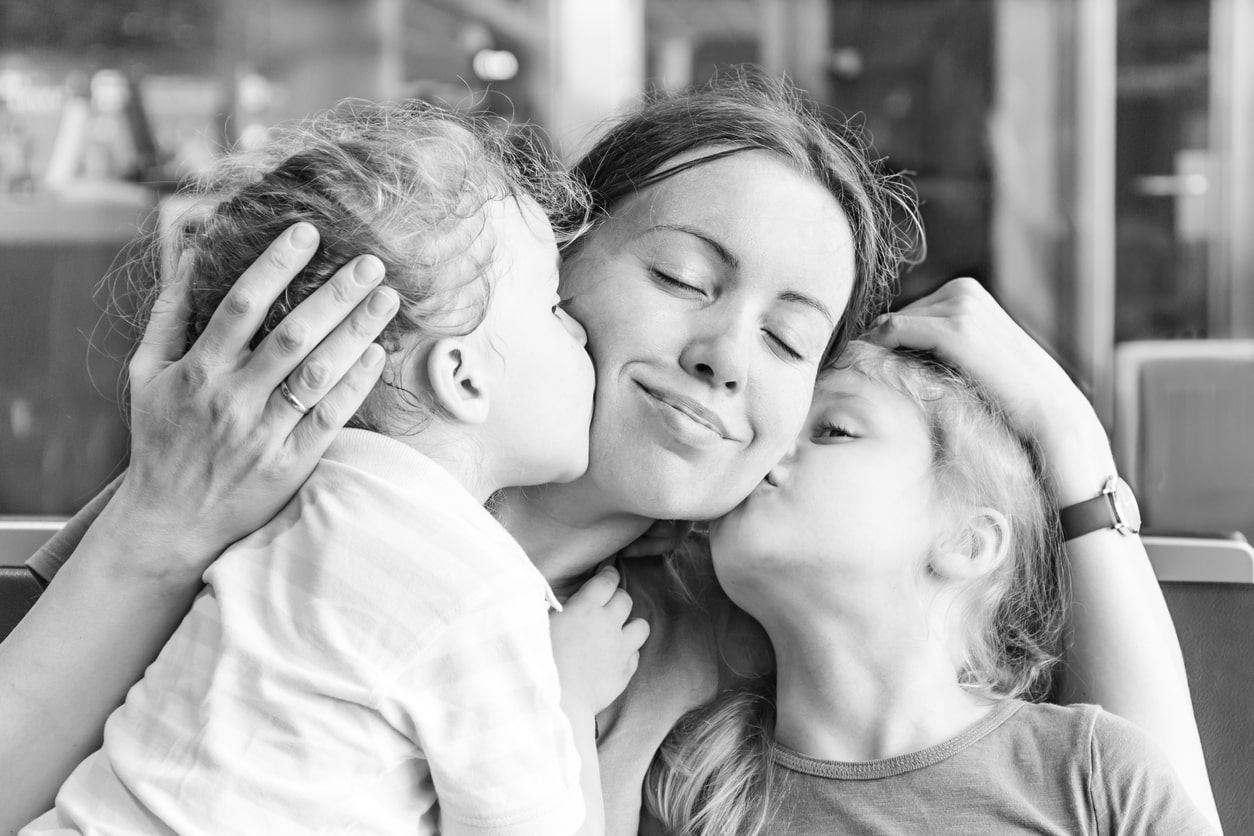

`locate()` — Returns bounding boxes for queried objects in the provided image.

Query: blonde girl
[22,101,641,836]
[646,341,1216,835]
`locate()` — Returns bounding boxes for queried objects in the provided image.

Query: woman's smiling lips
[634,381,739,445]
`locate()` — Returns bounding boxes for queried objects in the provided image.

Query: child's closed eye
[814,422,857,440]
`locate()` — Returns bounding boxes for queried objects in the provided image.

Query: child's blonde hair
[644,341,1068,836]
[160,99,586,434]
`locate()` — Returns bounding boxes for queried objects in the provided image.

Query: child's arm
[390,565,645,836]
[868,277,1220,830]
[550,566,652,836]
[0,230,395,835]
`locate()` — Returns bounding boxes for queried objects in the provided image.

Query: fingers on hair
[141,100,589,436]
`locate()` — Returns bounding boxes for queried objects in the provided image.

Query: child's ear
[426,336,491,425]
[930,507,1011,581]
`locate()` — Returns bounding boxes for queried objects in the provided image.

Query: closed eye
[814,422,856,440]
[765,330,804,361]
[651,268,704,295]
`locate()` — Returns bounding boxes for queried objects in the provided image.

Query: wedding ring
[278,379,312,415]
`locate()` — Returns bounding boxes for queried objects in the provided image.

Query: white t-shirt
[24,429,583,836]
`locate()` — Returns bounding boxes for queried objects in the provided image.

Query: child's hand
[550,565,650,717]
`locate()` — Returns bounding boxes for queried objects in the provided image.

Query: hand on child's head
[549,565,650,716]
[121,226,394,560]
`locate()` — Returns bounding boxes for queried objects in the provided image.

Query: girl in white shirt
[23,101,638,836]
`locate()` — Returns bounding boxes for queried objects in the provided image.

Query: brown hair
[562,68,922,363]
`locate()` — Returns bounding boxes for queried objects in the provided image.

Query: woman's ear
[426,336,491,425]
[930,507,1011,580]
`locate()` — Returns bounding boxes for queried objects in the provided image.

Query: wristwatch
[1059,475,1142,541]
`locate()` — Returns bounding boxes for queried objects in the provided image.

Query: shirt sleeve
[375,586,585,836]
[1088,709,1219,836]
[25,473,123,584]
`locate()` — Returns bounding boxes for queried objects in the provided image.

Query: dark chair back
[1162,581,1254,836]
[0,565,43,643]
[0,518,63,642]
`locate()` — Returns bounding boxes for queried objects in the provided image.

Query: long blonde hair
[644,342,1068,836]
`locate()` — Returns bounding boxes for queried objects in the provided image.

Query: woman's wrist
[1034,397,1119,508]
[92,478,224,586]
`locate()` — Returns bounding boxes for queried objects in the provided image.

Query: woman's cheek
[763,374,818,456]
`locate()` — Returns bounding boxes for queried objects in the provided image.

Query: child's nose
[560,308,589,346]
[765,439,801,486]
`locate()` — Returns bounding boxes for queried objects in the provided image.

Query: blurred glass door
[1115,0,1254,341]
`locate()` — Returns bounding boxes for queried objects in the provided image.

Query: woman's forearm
[1046,415,1221,832]
[0,498,211,834]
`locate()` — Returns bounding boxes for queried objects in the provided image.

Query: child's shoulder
[291,430,540,603]
[994,699,1097,741]
[1011,701,1161,754]
[1006,701,1189,792]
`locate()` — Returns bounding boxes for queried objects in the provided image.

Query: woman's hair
[156,99,586,434]
[644,341,1068,836]
[561,68,922,363]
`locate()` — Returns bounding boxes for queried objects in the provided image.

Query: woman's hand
[0,225,400,834]
[866,277,1115,504]
[113,222,399,578]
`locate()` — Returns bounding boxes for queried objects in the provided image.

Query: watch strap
[1059,492,1118,541]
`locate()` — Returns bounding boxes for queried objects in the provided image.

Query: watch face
[1113,477,1142,532]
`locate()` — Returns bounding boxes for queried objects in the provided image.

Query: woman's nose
[679,317,751,392]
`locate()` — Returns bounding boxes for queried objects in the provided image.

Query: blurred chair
[1115,339,1254,540]
[1114,339,1254,835]
[0,518,63,643]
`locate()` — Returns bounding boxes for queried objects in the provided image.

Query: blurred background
[0,0,1251,515]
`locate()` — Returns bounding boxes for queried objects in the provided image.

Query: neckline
[771,699,1025,780]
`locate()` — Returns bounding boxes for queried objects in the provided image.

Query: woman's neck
[764,591,992,763]
[494,479,654,600]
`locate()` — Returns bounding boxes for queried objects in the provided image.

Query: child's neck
[763,590,994,763]
[391,428,496,505]
[494,477,654,600]
[397,426,654,596]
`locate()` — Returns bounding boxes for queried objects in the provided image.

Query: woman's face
[559,150,857,520]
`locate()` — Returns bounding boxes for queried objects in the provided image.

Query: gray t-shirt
[768,699,1215,835]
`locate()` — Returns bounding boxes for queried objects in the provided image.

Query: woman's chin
[586,446,757,522]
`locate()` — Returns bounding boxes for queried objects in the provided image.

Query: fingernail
[290,223,317,248]
[367,287,396,315]
[355,256,384,285]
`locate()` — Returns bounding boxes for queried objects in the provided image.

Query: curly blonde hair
[160,99,587,434]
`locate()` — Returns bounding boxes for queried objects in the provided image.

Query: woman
[0,73,1217,834]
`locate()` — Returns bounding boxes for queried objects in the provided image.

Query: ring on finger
[278,379,312,415]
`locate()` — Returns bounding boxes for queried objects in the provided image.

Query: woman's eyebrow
[779,289,834,326]
[651,224,738,268]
